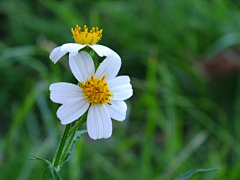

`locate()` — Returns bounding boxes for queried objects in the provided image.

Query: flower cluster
[49,25,133,140]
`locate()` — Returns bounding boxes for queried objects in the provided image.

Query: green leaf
[41,166,62,180]
[60,130,87,166]
[175,168,218,180]
[30,156,51,165]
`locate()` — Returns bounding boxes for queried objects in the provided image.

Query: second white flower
[50,51,133,140]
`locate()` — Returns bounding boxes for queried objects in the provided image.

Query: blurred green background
[1,0,240,179]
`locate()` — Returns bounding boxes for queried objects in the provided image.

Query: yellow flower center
[71,25,103,45]
[81,74,113,105]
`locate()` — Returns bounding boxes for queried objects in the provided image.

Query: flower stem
[53,124,71,170]
[68,113,87,138]
[59,114,87,166]
[59,129,76,166]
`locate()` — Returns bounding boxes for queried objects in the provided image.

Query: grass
[1,0,240,179]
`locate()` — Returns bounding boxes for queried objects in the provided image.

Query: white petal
[57,98,89,125]
[108,76,133,100]
[90,44,120,59]
[69,51,95,82]
[111,84,133,101]
[50,82,84,104]
[106,100,127,121]
[87,104,112,140]
[94,55,121,81]
[108,76,130,89]
[61,43,86,53]
[49,47,68,64]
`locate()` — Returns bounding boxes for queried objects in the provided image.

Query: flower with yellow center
[49,51,133,140]
[71,25,103,45]
[49,25,120,64]
[81,74,113,105]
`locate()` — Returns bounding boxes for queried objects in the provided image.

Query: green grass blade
[174,168,218,180]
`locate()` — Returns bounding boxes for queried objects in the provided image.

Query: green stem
[68,113,87,138]
[53,124,71,169]
[58,113,87,166]
[59,130,76,166]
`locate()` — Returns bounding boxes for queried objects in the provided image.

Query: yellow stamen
[81,74,113,106]
[71,25,103,45]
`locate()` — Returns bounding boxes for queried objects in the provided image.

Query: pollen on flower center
[81,74,113,105]
[71,25,103,45]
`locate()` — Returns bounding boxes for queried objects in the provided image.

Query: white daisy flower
[49,25,120,64]
[49,51,133,140]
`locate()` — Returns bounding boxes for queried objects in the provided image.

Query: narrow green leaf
[30,156,51,165]
[41,166,62,180]
[175,168,218,180]
[60,130,87,166]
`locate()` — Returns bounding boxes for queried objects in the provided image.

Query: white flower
[49,51,133,140]
[49,25,120,64]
